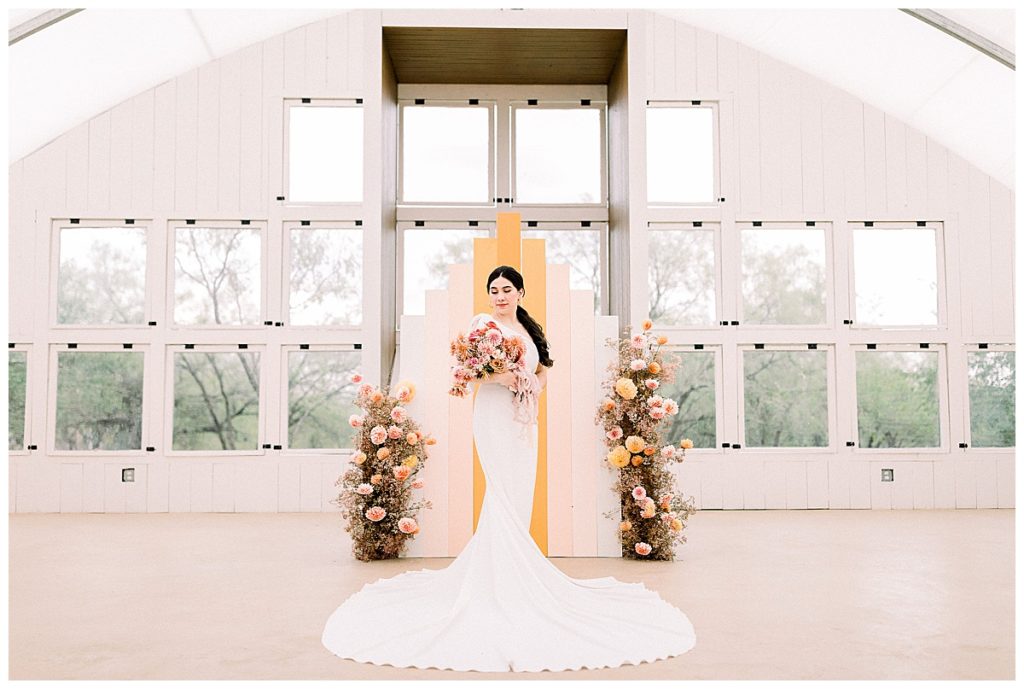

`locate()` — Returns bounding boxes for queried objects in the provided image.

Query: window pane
[175,226,261,325]
[968,350,1015,447]
[288,350,361,449]
[173,351,260,451]
[646,107,715,203]
[657,351,716,448]
[402,106,490,203]
[647,229,716,325]
[856,350,940,448]
[402,228,488,316]
[514,108,602,204]
[741,228,827,325]
[55,351,143,451]
[521,229,601,313]
[9,351,26,450]
[289,228,362,326]
[57,226,146,324]
[288,105,362,203]
[853,228,938,325]
[743,350,828,447]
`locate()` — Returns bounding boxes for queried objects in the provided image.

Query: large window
[741,346,831,448]
[851,223,942,327]
[646,103,719,205]
[171,347,262,452]
[399,223,491,316]
[9,350,27,451]
[173,223,264,327]
[657,348,718,449]
[285,100,363,204]
[286,222,363,326]
[285,348,362,450]
[647,222,719,326]
[855,347,942,449]
[967,348,1015,448]
[740,224,829,326]
[55,222,147,325]
[512,104,604,204]
[400,103,492,204]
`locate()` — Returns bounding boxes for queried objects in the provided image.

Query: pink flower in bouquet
[355,483,373,495]
[349,414,364,428]
[387,424,403,440]
[370,390,385,404]
[649,406,667,420]
[631,486,647,501]
[365,506,386,521]
[406,431,419,445]
[606,426,623,441]
[358,383,374,397]
[412,480,424,489]
[630,334,646,349]
[648,395,664,407]
[369,425,387,444]
[661,513,672,522]
[635,542,652,556]
[660,493,674,509]
[393,465,412,481]
[629,358,647,371]
[663,399,678,415]
[398,517,419,534]
[660,445,676,459]
[645,379,660,391]
[390,406,408,423]
[350,373,363,383]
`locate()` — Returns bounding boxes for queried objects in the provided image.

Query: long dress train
[321,312,697,672]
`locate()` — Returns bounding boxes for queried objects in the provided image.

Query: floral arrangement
[448,316,540,425]
[595,319,697,561]
[331,373,435,561]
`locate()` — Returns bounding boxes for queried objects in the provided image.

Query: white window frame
[509,99,608,208]
[395,84,608,224]
[736,343,837,453]
[282,219,364,330]
[736,220,835,330]
[645,100,722,208]
[163,343,267,457]
[167,219,269,330]
[47,343,150,457]
[282,98,364,207]
[963,343,1016,451]
[397,99,496,207]
[49,218,152,329]
[847,221,947,330]
[279,344,363,454]
[850,343,949,454]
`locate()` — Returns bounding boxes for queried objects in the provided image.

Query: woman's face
[488,275,522,315]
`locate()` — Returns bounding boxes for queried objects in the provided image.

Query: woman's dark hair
[486,265,554,368]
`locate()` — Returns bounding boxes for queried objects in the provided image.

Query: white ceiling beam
[8,8,84,46]
[901,9,1014,70]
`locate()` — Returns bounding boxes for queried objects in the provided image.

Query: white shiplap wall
[7,9,1014,513]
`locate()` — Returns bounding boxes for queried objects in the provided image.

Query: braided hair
[486,265,554,368]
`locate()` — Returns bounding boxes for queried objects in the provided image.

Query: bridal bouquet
[448,316,540,425]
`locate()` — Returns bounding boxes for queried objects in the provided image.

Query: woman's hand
[484,370,516,389]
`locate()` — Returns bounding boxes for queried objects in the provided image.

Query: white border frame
[645,100,722,208]
[282,98,364,206]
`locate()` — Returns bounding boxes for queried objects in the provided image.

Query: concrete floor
[8,509,1014,680]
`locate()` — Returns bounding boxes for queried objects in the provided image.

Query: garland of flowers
[331,374,435,562]
[595,319,697,561]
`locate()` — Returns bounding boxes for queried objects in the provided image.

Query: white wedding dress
[321,313,697,672]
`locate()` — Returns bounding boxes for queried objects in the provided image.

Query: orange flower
[376,447,391,460]
[425,436,437,446]
[641,319,653,331]
[620,520,632,532]
[648,361,661,374]
[679,438,694,449]
[656,335,668,345]
[630,455,644,467]
[643,446,656,456]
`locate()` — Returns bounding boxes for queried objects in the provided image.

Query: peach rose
[352,451,367,465]
[370,474,382,485]
[390,406,408,423]
[406,432,419,445]
[648,361,661,374]
[643,446,656,456]
[376,447,391,460]
[670,518,683,532]
[634,542,652,556]
[680,438,694,449]
[630,455,644,467]
[365,506,386,521]
[630,334,646,349]
[355,483,373,495]
[625,435,645,453]
[631,486,647,501]
[398,517,419,534]
[606,426,623,440]
[620,520,632,532]
[614,378,637,400]
[387,425,403,440]
[629,358,647,371]
[601,397,617,411]
[370,390,384,404]
[645,379,660,391]
[369,425,387,445]
[607,446,630,469]
[392,465,412,481]
[349,414,365,428]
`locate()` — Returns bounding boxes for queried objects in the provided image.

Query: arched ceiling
[7,8,1016,189]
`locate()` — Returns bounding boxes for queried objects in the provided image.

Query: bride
[321,265,697,672]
